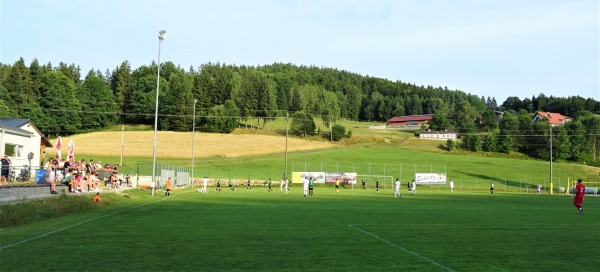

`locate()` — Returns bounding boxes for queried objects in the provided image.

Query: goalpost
[356,175,394,189]
[568,178,600,196]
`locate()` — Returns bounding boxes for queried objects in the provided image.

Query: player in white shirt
[280,178,284,191]
[449,180,454,193]
[285,178,289,194]
[411,180,416,195]
[394,178,401,198]
[303,177,309,197]
[202,177,208,193]
[537,183,542,195]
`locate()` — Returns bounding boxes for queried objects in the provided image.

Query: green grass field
[1,186,598,271]
[101,146,598,193]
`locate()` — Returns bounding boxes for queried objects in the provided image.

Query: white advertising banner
[292,172,357,184]
[415,173,447,185]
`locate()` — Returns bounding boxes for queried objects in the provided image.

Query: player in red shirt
[573,179,585,214]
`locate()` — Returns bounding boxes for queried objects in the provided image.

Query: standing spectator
[394,178,401,198]
[573,179,585,214]
[110,172,119,189]
[44,168,58,194]
[1,154,11,184]
[125,174,131,187]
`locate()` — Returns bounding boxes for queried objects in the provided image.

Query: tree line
[0,58,599,165]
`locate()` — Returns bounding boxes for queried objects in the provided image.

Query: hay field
[47,131,336,158]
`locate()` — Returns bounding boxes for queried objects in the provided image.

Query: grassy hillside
[48,131,336,159]
[49,129,600,191]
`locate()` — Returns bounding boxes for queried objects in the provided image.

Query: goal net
[356,175,395,189]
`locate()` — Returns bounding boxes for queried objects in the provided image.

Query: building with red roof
[532,112,572,126]
[386,114,434,128]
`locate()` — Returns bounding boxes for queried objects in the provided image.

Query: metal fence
[136,161,191,188]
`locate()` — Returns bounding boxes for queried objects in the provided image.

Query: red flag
[55,136,62,159]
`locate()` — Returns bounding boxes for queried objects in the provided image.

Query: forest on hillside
[1,58,599,165]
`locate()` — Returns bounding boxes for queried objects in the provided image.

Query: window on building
[4,143,23,158]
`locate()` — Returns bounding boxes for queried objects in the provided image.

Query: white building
[419,129,458,141]
[0,117,52,171]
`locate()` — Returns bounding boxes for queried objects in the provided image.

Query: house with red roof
[532,112,572,126]
[386,114,434,128]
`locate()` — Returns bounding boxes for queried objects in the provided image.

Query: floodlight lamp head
[158,30,167,40]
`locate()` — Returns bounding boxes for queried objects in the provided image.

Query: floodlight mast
[151,30,166,196]
[191,98,198,186]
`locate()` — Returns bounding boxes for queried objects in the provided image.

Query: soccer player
[490,181,494,194]
[165,178,172,196]
[375,179,379,193]
[216,179,221,192]
[361,179,365,190]
[411,180,416,195]
[303,177,309,197]
[267,179,273,192]
[309,177,314,196]
[394,178,401,198]
[284,178,289,193]
[280,178,284,191]
[335,179,340,193]
[246,179,252,191]
[537,183,542,195]
[202,176,208,193]
[449,180,454,193]
[573,179,586,214]
[228,179,235,191]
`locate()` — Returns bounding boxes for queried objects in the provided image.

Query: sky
[1,0,598,103]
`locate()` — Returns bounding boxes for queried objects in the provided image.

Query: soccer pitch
[1,187,598,271]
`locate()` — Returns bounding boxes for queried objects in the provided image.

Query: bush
[447,139,456,151]
[331,124,346,141]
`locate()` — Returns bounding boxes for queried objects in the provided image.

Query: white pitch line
[348,224,455,272]
[0,192,188,251]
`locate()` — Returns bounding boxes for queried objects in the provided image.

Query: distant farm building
[386,114,434,129]
[532,112,572,126]
[419,129,458,141]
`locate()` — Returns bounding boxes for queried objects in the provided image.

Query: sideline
[0,191,191,251]
[347,224,455,272]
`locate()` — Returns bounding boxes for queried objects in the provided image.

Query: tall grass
[0,189,147,228]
